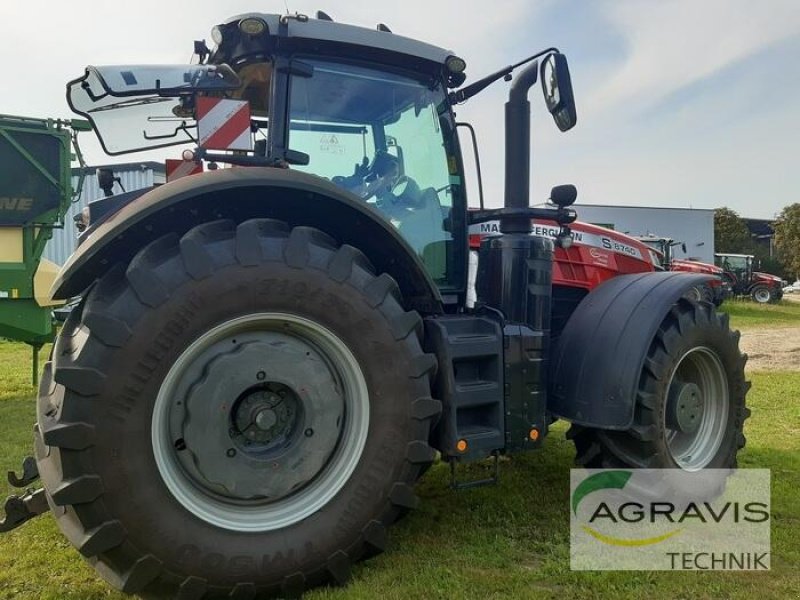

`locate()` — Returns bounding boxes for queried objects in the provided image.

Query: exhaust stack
[502,62,539,234]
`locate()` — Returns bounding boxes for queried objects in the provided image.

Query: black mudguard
[549,271,713,430]
[51,168,443,312]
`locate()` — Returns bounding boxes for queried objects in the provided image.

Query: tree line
[715,205,800,281]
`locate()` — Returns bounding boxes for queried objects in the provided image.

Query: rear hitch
[8,456,39,488]
[0,488,49,533]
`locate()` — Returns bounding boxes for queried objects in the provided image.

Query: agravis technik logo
[570,469,770,570]
[572,470,682,547]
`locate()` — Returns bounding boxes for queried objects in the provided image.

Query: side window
[385,104,452,208]
[286,59,461,289]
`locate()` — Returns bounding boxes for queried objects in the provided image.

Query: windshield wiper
[88,96,174,114]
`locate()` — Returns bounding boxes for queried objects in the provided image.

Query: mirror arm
[449,47,559,104]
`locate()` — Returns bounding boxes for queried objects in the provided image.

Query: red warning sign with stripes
[165,159,204,182]
[196,97,252,151]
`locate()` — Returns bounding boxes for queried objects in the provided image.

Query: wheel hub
[174,335,344,502]
[232,385,300,446]
[666,381,704,434]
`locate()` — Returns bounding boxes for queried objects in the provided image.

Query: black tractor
[2,12,749,598]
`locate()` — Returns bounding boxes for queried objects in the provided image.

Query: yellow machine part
[34,258,64,307]
[0,228,23,262]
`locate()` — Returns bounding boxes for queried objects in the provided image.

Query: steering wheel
[387,175,425,208]
[390,175,411,195]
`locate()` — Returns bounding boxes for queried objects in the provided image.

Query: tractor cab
[67,12,577,297]
[715,253,753,287]
[67,15,471,289]
[635,235,686,268]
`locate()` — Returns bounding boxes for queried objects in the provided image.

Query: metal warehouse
[573,203,715,263]
[43,162,165,265]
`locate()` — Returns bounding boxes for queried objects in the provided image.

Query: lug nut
[257,371,266,380]
[304,428,314,437]
[226,448,237,457]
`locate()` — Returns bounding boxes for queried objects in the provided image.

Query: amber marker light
[456,439,468,453]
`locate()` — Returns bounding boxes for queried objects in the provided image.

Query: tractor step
[0,488,49,533]
[449,452,500,490]
[424,316,505,460]
[8,456,39,488]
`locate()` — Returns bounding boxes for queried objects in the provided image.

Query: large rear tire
[35,220,440,598]
[568,299,750,471]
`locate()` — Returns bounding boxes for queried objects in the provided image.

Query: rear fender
[549,271,713,429]
[52,168,443,313]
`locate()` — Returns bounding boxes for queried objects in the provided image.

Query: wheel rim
[151,313,369,532]
[753,288,770,303]
[687,287,702,302]
[664,347,729,471]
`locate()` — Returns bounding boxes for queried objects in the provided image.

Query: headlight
[239,17,267,35]
[74,207,91,232]
[445,55,467,74]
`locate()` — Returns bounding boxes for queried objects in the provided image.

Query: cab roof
[214,13,458,77]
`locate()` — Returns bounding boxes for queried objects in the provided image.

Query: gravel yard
[740,325,800,371]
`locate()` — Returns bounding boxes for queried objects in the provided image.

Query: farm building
[572,204,716,263]
[744,218,777,257]
[43,162,165,265]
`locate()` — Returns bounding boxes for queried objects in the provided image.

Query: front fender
[548,271,713,429]
[52,168,443,312]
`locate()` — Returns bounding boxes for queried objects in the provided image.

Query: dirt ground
[739,325,800,371]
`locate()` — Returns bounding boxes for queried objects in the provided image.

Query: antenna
[283,0,290,15]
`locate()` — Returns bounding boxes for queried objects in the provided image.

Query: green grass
[0,340,798,599]
[719,298,800,329]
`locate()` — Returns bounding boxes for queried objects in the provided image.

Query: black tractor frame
[2,12,749,598]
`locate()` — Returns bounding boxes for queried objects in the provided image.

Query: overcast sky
[2,0,798,219]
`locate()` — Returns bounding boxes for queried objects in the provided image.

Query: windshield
[718,255,749,272]
[641,239,668,267]
[288,60,461,288]
[67,64,246,155]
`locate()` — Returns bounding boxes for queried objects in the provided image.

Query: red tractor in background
[469,223,730,332]
[635,235,731,306]
[468,219,664,335]
[715,252,785,304]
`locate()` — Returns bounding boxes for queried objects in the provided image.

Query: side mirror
[97,168,116,197]
[541,53,577,132]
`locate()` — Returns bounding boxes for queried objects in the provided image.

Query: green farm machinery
[0,114,89,381]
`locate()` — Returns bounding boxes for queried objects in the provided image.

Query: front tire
[568,299,750,471]
[750,285,773,304]
[35,220,440,598]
